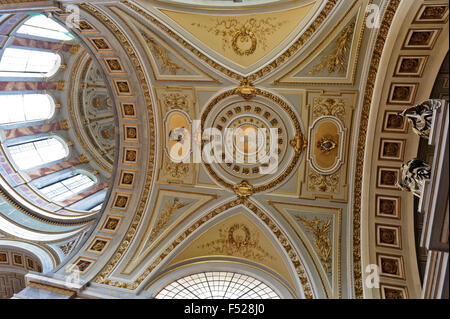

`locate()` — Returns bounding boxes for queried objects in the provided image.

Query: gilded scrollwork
[307,170,340,193]
[162,92,189,112]
[197,223,275,262]
[233,180,254,198]
[76,0,400,302]
[312,97,346,122]
[141,32,189,75]
[309,22,355,75]
[192,18,287,56]
[150,198,190,241]
[295,216,332,273]
[163,156,190,180]
[122,0,339,82]
[59,240,75,255]
[235,78,257,100]
[317,137,337,153]
[290,133,307,154]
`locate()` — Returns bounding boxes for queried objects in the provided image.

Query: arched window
[0,47,61,78]
[8,137,68,170]
[89,203,103,212]
[155,272,280,299]
[39,173,95,203]
[16,15,73,41]
[0,94,55,124]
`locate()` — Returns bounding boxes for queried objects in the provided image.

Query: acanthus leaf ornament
[150,198,190,240]
[235,78,257,100]
[295,216,332,273]
[290,133,307,154]
[233,180,254,198]
[197,223,275,262]
[192,17,287,56]
[141,32,189,75]
[309,22,355,75]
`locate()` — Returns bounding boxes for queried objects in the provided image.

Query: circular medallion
[201,88,306,194]
[231,29,257,56]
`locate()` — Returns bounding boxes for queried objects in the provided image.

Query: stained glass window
[155,272,280,299]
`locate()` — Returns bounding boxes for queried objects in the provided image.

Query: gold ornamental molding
[295,215,332,273]
[27,281,76,297]
[107,6,219,83]
[78,3,157,288]
[274,0,366,86]
[200,84,306,195]
[192,17,287,57]
[158,4,315,68]
[233,180,254,198]
[141,31,189,74]
[94,197,315,299]
[0,0,43,3]
[352,0,402,298]
[121,0,339,82]
[308,22,355,75]
[149,198,190,241]
[66,51,113,173]
[0,182,96,226]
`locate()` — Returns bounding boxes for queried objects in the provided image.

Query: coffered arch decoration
[0,1,156,294]
[42,3,157,283]
[0,244,45,298]
[359,0,449,299]
[0,240,56,273]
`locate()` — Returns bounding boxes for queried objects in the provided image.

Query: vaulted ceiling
[0,0,448,299]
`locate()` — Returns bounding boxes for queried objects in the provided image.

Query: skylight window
[155,272,280,299]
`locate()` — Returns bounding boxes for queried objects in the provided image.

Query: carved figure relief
[397,158,431,197]
[399,99,442,138]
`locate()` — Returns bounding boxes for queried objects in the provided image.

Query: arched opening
[39,172,95,203]
[7,136,68,170]
[16,15,73,42]
[0,93,55,124]
[155,271,280,299]
[0,47,61,78]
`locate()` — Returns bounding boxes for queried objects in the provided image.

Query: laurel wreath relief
[192,18,287,56]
